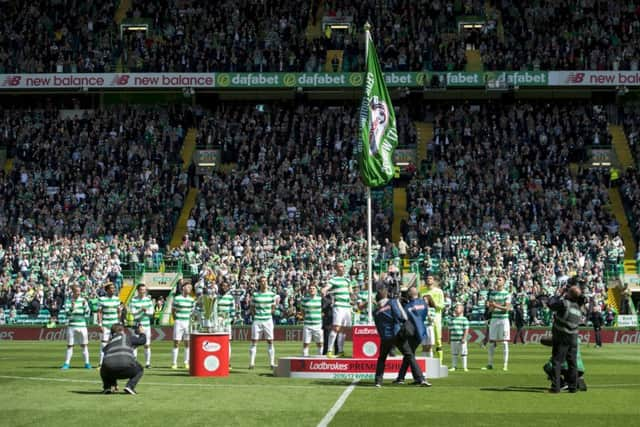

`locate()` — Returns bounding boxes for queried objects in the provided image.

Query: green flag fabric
[359,31,398,187]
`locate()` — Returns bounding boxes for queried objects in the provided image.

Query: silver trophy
[197,293,224,332]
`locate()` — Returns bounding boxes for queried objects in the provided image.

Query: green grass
[0,341,639,426]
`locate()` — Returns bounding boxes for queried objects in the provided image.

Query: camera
[384,271,400,289]
[130,322,144,335]
[570,292,587,306]
[383,270,407,301]
[563,277,588,306]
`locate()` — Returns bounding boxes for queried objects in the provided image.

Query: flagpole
[365,22,373,324]
[367,187,373,324]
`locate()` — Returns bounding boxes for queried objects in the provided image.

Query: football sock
[64,348,73,365]
[249,344,257,366]
[488,342,496,366]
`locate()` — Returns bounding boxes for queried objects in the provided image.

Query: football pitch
[1,341,639,426]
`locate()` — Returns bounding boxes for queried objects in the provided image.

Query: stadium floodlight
[322,16,353,33]
[119,22,150,39]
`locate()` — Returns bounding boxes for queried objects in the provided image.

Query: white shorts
[173,320,190,341]
[451,341,468,356]
[421,326,435,346]
[67,326,88,346]
[138,325,152,345]
[223,323,232,338]
[332,307,352,327]
[252,320,274,341]
[303,325,323,344]
[101,326,111,342]
[489,318,511,341]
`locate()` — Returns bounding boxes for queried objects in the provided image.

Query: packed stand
[175,103,418,324]
[191,103,417,240]
[0,105,188,246]
[112,0,469,73]
[122,0,314,72]
[0,235,166,324]
[620,169,640,246]
[0,0,119,73]
[484,0,640,70]
[621,104,640,166]
[425,232,621,326]
[405,102,621,323]
[4,1,640,74]
[408,102,613,247]
[169,233,380,326]
[620,107,640,249]
[322,0,471,72]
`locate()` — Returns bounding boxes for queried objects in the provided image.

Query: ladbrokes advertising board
[2,327,639,344]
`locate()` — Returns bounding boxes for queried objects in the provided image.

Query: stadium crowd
[4,0,640,74]
[0,105,188,245]
[620,105,640,250]
[483,0,640,71]
[429,232,620,325]
[622,103,640,166]
[191,103,419,238]
[122,0,316,73]
[121,0,469,73]
[405,101,622,321]
[0,0,119,73]
[0,100,629,327]
[407,102,614,246]
[1,0,480,74]
[322,0,472,72]
[0,235,165,323]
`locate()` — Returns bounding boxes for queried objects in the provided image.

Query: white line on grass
[317,380,358,427]
[0,375,322,389]
[2,375,639,392]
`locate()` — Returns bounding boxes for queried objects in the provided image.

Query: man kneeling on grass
[100,323,146,395]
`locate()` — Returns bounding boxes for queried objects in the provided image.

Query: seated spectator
[0,105,188,247]
[484,1,640,71]
[0,0,119,73]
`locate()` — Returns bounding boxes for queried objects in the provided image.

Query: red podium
[189,332,230,377]
[352,325,381,358]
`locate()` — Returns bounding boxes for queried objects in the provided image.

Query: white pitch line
[0,375,321,389]
[1,375,639,392]
[317,380,358,427]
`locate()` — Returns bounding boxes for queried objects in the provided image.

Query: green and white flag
[359,30,398,187]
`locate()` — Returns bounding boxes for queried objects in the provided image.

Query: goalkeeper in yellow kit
[422,274,445,362]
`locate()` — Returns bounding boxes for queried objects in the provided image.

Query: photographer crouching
[100,323,146,395]
[548,281,585,394]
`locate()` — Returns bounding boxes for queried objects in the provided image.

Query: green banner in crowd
[358,31,398,188]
